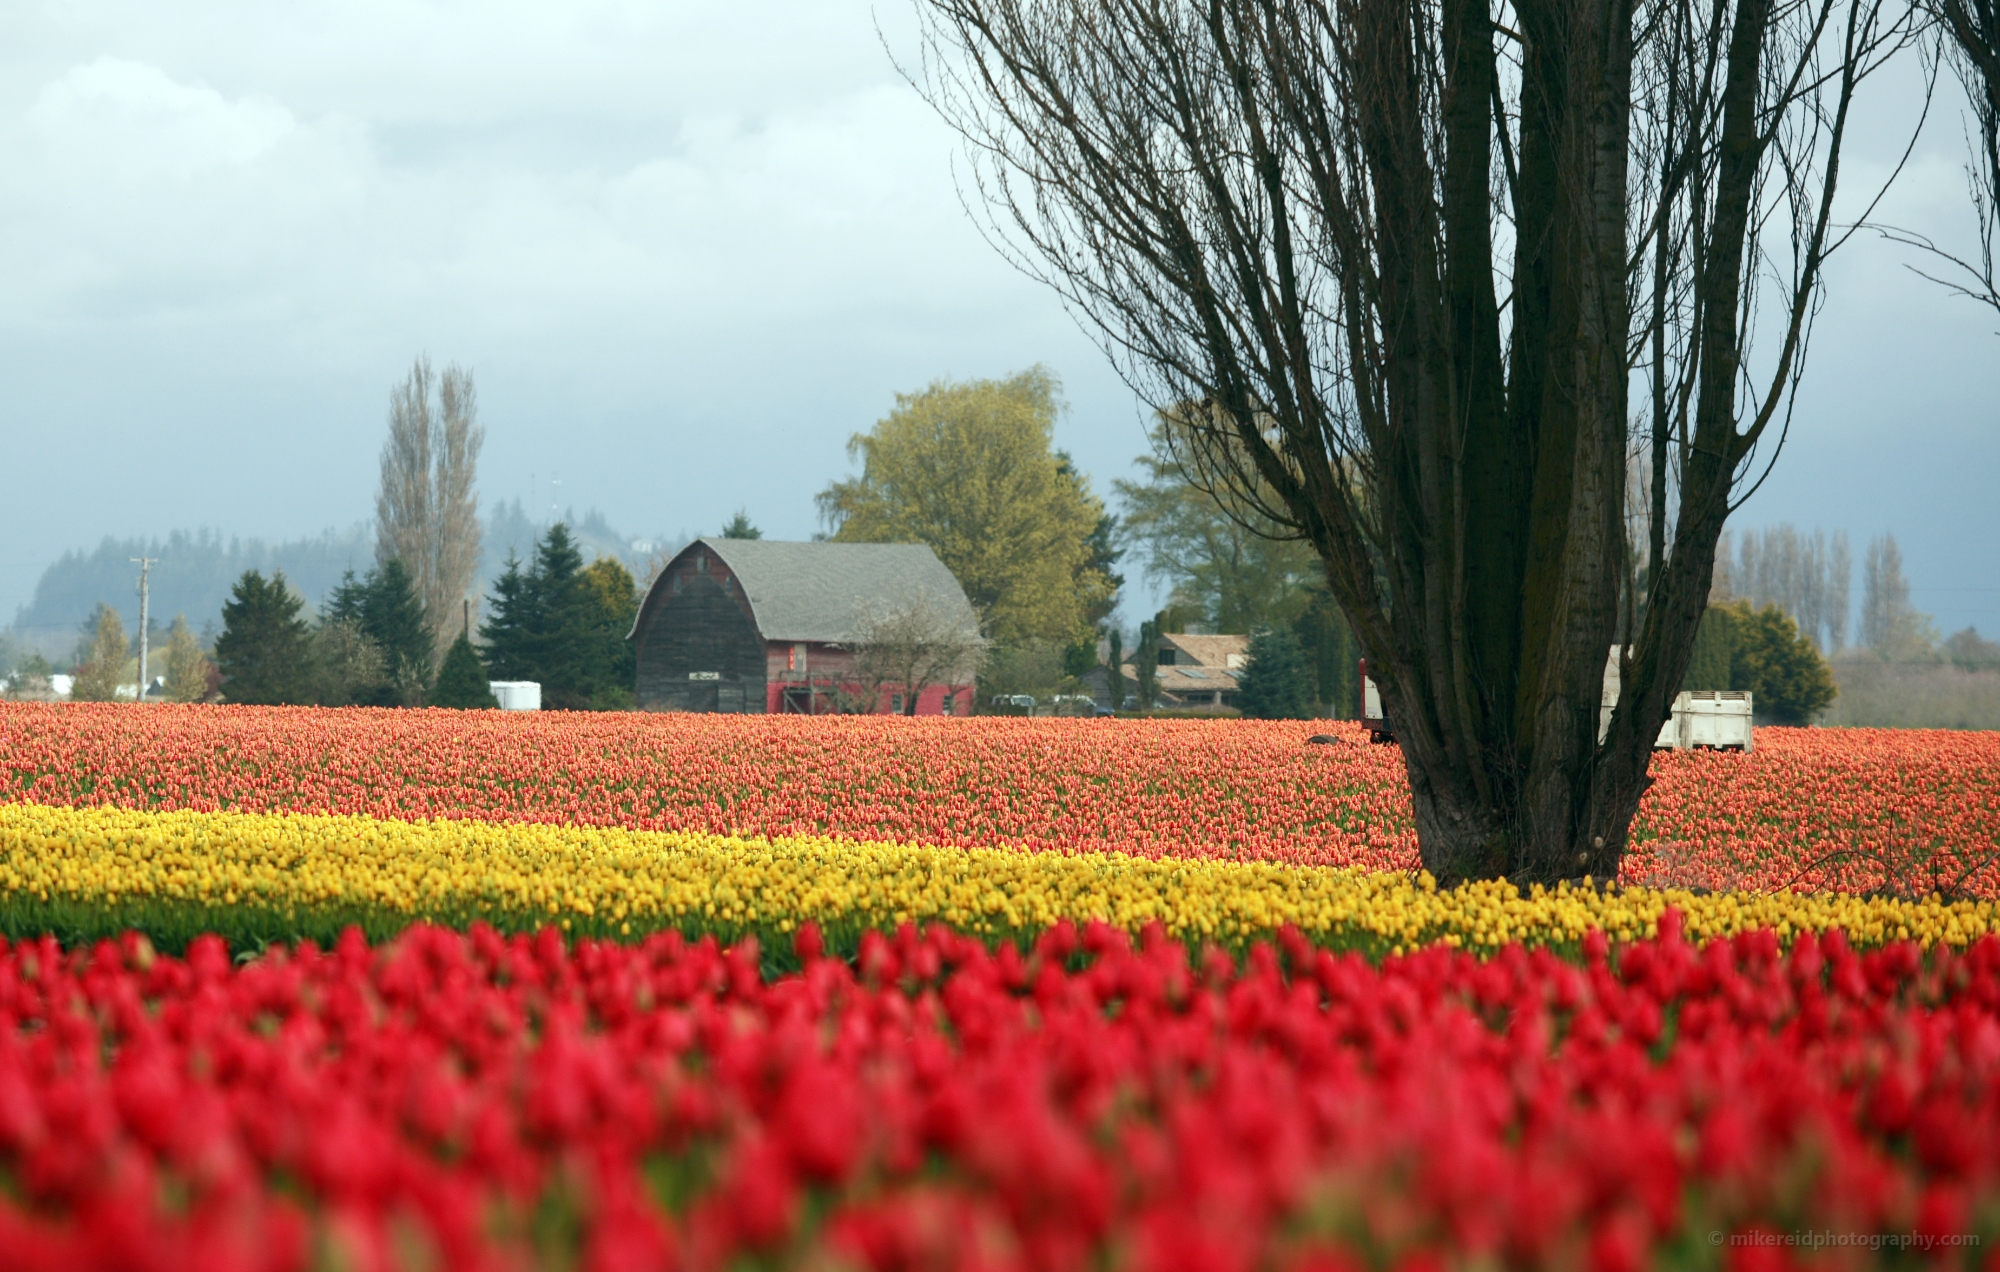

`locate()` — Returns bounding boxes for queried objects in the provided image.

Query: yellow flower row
[2,802,1995,954]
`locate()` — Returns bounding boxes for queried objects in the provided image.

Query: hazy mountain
[8,506,686,662]
[8,526,373,660]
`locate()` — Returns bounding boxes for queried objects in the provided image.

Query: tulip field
[3,703,1998,895]
[3,702,2000,1268]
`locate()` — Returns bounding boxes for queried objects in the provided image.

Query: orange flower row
[2,703,1994,896]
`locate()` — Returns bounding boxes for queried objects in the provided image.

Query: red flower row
[4,703,1998,895]
[2,918,1996,1270]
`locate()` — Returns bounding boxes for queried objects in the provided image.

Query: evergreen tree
[525,524,592,709]
[1733,604,1838,725]
[314,561,432,706]
[363,558,435,704]
[476,526,632,710]
[1236,626,1314,720]
[313,570,387,707]
[215,570,313,705]
[432,631,499,708]
[324,569,371,628]
[1107,627,1126,708]
[1291,586,1359,717]
[479,555,537,682]
[1062,639,1099,680]
[1683,605,1741,690]
[720,509,763,539]
[1135,616,1160,709]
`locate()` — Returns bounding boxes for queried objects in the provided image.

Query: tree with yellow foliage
[71,606,131,702]
[162,615,214,703]
[817,367,1116,645]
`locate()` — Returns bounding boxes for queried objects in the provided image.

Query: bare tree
[1726,524,1852,649]
[843,590,988,715]
[377,357,486,663]
[1942,0,2000,313]
[1861,532,1940,658]
[913,0,1910,882]
[1880,0,2000,316]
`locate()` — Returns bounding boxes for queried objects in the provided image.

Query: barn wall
[761,639,975,715]
[634,558,766,713]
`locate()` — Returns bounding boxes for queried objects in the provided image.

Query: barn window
[695,553,707,574]
[723,575,733,594]
[891,693,904,714]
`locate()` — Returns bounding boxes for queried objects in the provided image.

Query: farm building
[626,537,980,714]
[1121,633,1250,709]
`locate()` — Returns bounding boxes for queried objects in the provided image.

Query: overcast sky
[3,0,1996,636]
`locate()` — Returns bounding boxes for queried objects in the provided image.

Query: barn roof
[632,538,980,645]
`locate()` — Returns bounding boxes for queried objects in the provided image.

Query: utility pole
[130,556,157,702]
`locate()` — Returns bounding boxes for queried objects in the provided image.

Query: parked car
[989,694,1038,710]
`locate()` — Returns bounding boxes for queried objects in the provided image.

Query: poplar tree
[378,357,484,664]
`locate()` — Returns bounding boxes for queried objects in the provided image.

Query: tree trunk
[918,0,1896,881]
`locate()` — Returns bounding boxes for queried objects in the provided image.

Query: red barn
[626,537,980,714]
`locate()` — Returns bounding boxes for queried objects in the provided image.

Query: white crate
[489,681,542,711]
[1602,647,1751,752]
[1684,690,1752,751]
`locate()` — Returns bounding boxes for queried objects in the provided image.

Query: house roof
[1160,633,1251,670]
[1125,663,1242,692]
[633,537,980,645]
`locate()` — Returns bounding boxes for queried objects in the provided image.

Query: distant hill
[9,526,373,660]
[8,506,683,663]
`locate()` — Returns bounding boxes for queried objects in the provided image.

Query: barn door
[690,682,719,713]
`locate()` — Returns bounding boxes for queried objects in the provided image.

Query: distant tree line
[198,358,630,712]
[1714,527,1853,652]
[209,523,639,712]
[1682,525,2000,726]
[23,352,1995,729]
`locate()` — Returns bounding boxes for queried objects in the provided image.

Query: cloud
[0,2,1989,635]
[5,58,372,324]
[29,57,298,177]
